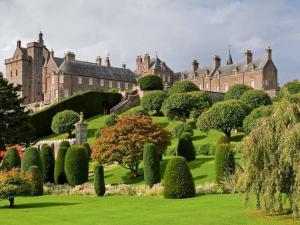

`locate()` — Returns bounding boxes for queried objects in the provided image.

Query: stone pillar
[75,112,88,145]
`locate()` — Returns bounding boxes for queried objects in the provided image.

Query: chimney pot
[245,50,253,64]
[17,40,21,48]
[65,51,75,60]
[213,55,221,68]
[192,59,199,72]
[105,56,111,67]
[265,47,272,60]
[50,49,54,57]
[122,63,126,69]
[96,56,102,66]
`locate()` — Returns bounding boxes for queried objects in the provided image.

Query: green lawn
[0,195,297,225]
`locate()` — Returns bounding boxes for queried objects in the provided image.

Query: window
[224,84,229,92]
[100,79,104,87]
[216,85,220,92]
[117,82,121,89]
[125,82,128,89]
[199,84,202,90]
[55,90,58,98]
[163,75,166,82]
[89,78,93,85]
[16,70,18,76]
[78,77,82,85]
[109,81,113,88]
[168,75,171,83]
[205,83,209,90]
[250,80,255,88]
[264,80,268,86]
[64,89,69,98]
[59,75,64,84]
[52,76,55,84]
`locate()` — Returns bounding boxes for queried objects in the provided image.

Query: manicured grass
[0,195,297,225]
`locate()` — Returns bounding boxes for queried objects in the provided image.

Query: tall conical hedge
[82,142,92,160]
[54,147,68,184]
[29,166,43,196]
[59,141,70,149]
[177,132,196,161]
[215,144,235,184]
[2,147,21,169]
[64,146,89,186]
[40,144,55,183]
[21,147,43,175]
[94,165,105,196]
[143,143,161,187]
[164,156,195,199]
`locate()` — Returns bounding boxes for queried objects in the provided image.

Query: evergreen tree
[40,144,55,183]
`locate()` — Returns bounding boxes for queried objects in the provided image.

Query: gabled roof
[149,57,173,72]
[53,57,64,67]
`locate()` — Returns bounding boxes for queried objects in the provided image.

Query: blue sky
[0,0,299,84]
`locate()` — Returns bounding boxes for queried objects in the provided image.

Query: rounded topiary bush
[64,146,89,186]
[138,75,163,90]
[82,142,92,160]
[105,113,118,127]
[40,144,54,183]
[172,122,194,138]
[168,80,199,95]
[177,132,196,161]
[215,144,235,184]
[164,156,195,198]
[54,147,68,184]
[143,143,161,187]
[21,147,43,174]
[217,136,230,145]
[141,91,167,115]
[2,147,21,170]
[59,141,70,149]
[51,110,80,137]
[240,89,272,111]
[224,84,252,100]
[29,165,43,196]
[94,165,106,196]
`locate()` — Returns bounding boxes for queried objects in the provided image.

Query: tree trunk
[9,196,14,208]
[225,131,231,139]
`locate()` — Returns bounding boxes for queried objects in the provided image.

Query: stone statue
[79,112,84,123]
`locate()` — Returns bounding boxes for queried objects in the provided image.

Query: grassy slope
[0,195,296,225]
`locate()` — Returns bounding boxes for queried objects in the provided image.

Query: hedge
[54,147,68,184]
[29,91,122,138]
[40,144,55,183]
[138,75,163,90]
[143,143,161,187]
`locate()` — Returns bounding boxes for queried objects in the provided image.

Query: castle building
[181,48,278,97]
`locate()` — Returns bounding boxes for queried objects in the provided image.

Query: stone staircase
[110,89,140,114]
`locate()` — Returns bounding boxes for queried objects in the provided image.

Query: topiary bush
[59,141,70,149]
[138,75,163,90]
[54,147,68,184]
[168,80,199,95]
[172,122,194,138]
[82,142,92,160]
[51,110,80,138]
[40,144,54,183]
[217,136,230,145]
[21,147,43,174]
[164,156,195,198]
[29,166,43,196]
[143,143,161,187]
[1,147,21,170]
[240,89,272,111]
[215,144,235,184]
[94,165,106,196]
[105,113,118,127]
[177,132,196,161]
[196,144,215,155]
[141,91,167,115]
[64,146,89,186]
[224,84,252,100]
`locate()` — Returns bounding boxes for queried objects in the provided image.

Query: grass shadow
[191,135,207,141]
[87,128,97,139]
[193,175,208,182]
[2,202,79,209]
[157,122,169,128]
[188,157,214,170]
[230,134,244,142]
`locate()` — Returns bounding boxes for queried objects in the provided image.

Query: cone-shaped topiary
[64,146,89,186]
[2,147,21,169]
[59,141,70,149]
[143,143,161,187]
[54,147,68,184]
[215,144,235,184]
[29,165,43,196]
[177,132,196,161]
[164,156,195,199]
[40,144,55,183]
[21,147,43,175]
[94,165,105,196]
[82,142,92,160]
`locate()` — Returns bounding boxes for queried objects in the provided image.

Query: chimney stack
[65,51,75,60]
[96,56,102,66]
[17,40,21,48]
[50,49,54,58]
[122,63,126,69]
[245,50,252,64]
[265,46,272,60]
[144,53,150,71]
[38,31,44,45]
[192,59,199,72]
[136,55,143,73]
[213,55,221,69]
[105,56,111,67]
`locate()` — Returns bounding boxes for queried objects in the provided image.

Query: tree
[141,91,167,115]
[277,80,300,99]
[240,89,272,111]
[51,110,80,138]
[197,100,248,138]
[168,80,199,95]
[215,144,235,184]
[54,147,68,184]
[172,122,194,138]
[177,132,196,161]
[94,165,106,196]
[21,147,43,174]
[92,115,171,177]
[40,144,55,183]
[138,75,163,90]
[187,91,212,121]
[29,166,43,196]
[224,84,252,100]
[82,142,92,160]
[1,147,21,170]
[0,77,34,150]
[143,143,161,187]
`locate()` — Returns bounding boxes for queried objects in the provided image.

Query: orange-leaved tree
[92,115,171,177]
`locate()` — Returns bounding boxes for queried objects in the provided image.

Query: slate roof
[57,60,137,83]
[53,57,64,67]
[149,57,173,72]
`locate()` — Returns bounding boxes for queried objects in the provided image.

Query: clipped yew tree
[82,142,92,160]
[141,91,167,115]
[224,84,252,100]
[59,141,71,149]
[177,132,196,161]
[172,121,194,138]
[54,147,68,184]
[64,146,89,186]
[29,166,43,196]
[168,80,199,95]
[2,147,21,170]
[215,144,235,184]
[138,75,163,90]
[51,110,80,138]
[92,115,170,177]
[240,89,272,111]
[94,165,105,196]
[40,144,55,183]
[143,143,161,187]
[164,156,195,199]
[21,147,43,174]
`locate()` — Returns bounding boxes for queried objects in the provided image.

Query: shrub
[196,144,215,155]
[105,113,118,127]
[59,141,70,149]
[124,106,149,116]
[277,80,300,99]
[217,136,230,145]
[138,75,163,90]
[94,165,106,196]
[95,129,101,139]
[1,147,21,170]
[168,80,199,95]
[64,146,89,186]
[187,91,213,120]
[51,110,80,137]
[40,144,54,183]
[240,89,272,111]
[215,144,235,184]
[29,91,122,138]
[21,147,43,174]
[224,84,252,100]
[143,143,161,187]
[172,122,194,138]
[29,166,43,196]
[164,156,195,198]
[177,133,196,161]
[82,142,92,160]
[54,147,68,184]
[141,91,167,114]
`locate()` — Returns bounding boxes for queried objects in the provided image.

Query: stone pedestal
[75,112,88,144]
